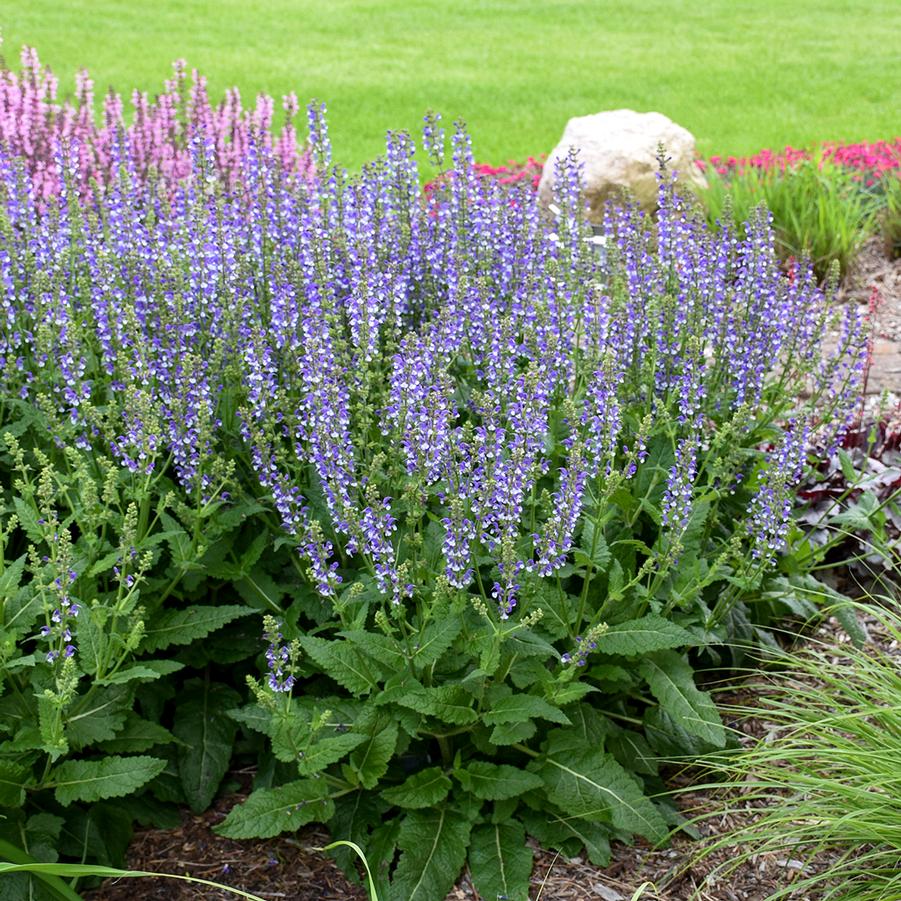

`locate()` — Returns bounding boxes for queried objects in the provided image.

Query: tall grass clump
[878,172,901,258]
[703,159,879,280]
[686,603,901,901]
[0,100,869,899]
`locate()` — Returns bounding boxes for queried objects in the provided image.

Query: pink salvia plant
[0,43,313,201]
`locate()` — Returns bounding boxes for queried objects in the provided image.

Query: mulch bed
[840,236,901,401]
[83,798,808,901]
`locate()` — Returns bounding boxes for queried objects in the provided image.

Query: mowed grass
[3,0,900,170]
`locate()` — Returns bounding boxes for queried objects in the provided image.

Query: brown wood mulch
[83,800,827,901]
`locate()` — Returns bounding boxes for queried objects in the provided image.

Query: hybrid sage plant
[0,101,865,900]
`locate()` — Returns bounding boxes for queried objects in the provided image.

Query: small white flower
[548,203,561,218]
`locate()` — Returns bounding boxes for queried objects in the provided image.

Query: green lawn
[3,1,899,170]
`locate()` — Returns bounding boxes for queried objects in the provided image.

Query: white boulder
[538,109,707,218]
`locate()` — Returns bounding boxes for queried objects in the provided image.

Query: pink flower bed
[461,140,901,192]
[472,156,545,189]
[704,139,901,183]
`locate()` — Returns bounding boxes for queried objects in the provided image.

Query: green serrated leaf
[508,657,550,689]
[607,558,625,598]
[13,497,44,544]
[381,767,451,809]
[64,685,132,751]
[639,650,725,748]
[482,694,570,726]
[412,617,462,667]
[397,686,478,725]
[328,791,388,876]
[599,613,698,657]
[234,568,286,612]
[544,680,597,706]
[536,749,667,843]
[489,719,537,746]
[173,681,240,812]
[544,704,612,756]
[368,816,401,898]
[469,820,532,901]
[97,660,183,685]
[75,606,105,676]
[213,780,334,839]
[456,761,543,800]
[0,554,26,601]
[635,435,675,500]
[520,807,612,866]
[390,808,472,901]
[830,493,881,532]
[832,602,868,647]
[97,714,175,754]
[1,586,40,640]
[298,635,384,695]
[59,802,133,866]
[837,448,857,482]
[141,605,251,653]
[478,636,502,675]
[505,630,558,659]
[338,630,408,671]
[0,761,27,807]
[227,704,272,736]
[87,530,183,578]
[579,518,612,572]
[606,727,659,776]
[24,812,65,864]
[216,498,268,531]
[297,732,367,776]
[348,719,398,789]
[50,755,166,806]
[644,706,717,757]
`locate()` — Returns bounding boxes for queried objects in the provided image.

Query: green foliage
[173,681,241,811]
[639,651,725,747]
[390,808,472,901]
[48,756,166,806]
[141,606,251,653]
[599,614,699,656]
[0,425,281,868]
[469,821,533,901]
[380,767,451,809]
[534,750,667,841]
[215,780,335,839]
